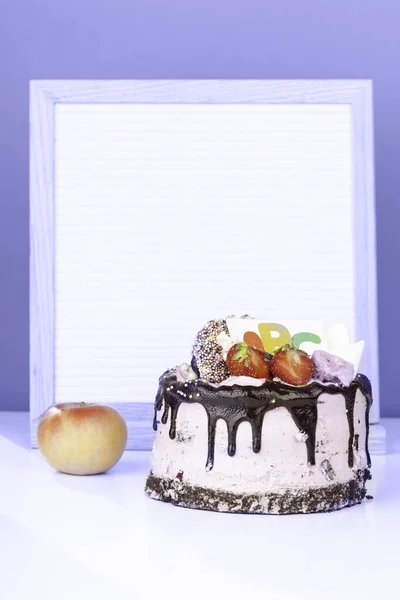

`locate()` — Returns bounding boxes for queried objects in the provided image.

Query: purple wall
[0,1,397,415]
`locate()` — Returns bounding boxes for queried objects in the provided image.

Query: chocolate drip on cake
[361,373,372,468]
[153,372,372,471]
[287,405,318,465]
[345,389,356,468]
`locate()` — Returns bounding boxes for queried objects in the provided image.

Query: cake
[145,317,373,514]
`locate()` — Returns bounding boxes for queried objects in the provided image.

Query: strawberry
[226,342,271,379]
[270,344,314,386]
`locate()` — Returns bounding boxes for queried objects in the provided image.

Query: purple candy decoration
[312,350,354,387]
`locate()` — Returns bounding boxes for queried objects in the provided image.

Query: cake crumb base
[145,469,371,515]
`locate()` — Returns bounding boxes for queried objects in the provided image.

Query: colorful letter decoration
[258,323,291,355]
[292,332,321,350]
[243,331,264,352]
[242,324,322,354]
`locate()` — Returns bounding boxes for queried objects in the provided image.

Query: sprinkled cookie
[192,318,231,383]
[192,315,254,383]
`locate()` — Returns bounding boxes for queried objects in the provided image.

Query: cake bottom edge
[145,469,372,515]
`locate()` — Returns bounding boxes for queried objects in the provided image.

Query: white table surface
[0,413,399,600]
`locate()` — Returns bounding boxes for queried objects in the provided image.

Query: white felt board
[54,103,355,406]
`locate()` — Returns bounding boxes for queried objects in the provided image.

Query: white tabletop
[0,413,399,600]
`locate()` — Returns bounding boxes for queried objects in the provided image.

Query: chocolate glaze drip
[153,371,373,471]
[290,405,318,466]
[345,390,356,468]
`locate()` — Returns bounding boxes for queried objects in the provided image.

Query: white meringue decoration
[324,324,365,374]
[216,331,238,360]
[175,363,198,382]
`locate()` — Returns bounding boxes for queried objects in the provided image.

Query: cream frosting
[149,388,369,496]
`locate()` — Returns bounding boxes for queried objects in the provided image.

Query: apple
[37,403,128,475]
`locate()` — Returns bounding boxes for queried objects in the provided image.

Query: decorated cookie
[192,318,231,383]
[192,315,254,383]
[176,363,198,382]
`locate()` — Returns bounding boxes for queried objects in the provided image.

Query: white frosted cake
[145,317,372,514]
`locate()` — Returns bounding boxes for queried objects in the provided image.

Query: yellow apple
[37,403,128,475]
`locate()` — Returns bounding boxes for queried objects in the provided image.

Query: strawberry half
[226,342,271,379]
[270,345,314,386]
